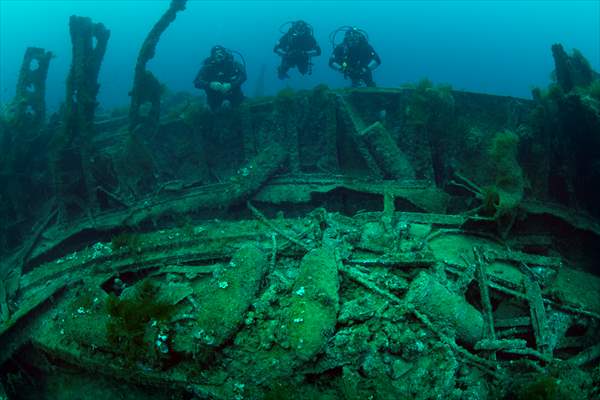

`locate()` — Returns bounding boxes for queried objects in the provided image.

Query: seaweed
[403,78,456,184]
[69,287,100,313]
[110,232,142,253]
[587,79,600,102]
[105,279,175,365]
[405,78,454,128]
[510,375,560,400]
[485,130,525,236]
[489,130,524,195]
[263,382,300,400]
[276,86,296,104]
[592,365,600,399]
[480,185,501,216]
[552,44,596,92]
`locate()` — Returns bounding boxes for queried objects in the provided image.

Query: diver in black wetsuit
[274,20,321,79]
[193,45,247,111]
[329,26,381,87]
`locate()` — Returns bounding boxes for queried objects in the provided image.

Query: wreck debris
[121,142,287,226]
[1,39,599,396]
[2,203,599,397]
[551,43,598,92]
[314,87,340,173]
[240,103,256,161]
[360,121,415,180]
[274,90,302,173]
[474,338,527,352]
[0,46,52,248]
[50,16,110,219]
[336,95,384,178]
[180,245,267,363]
[0,282,8,323]
[450,129,525,238]
[13,47,53,129]
[129,0,187,133]
[11,144,285,275]
[338,262,404,305]
[488,130,525,237]
[408,306,502,379]
[285,247,339,361]
[0,277,69,365]
[473,247,496,359]
[529,45,600,221]
[253,174,449,214]
[0,205,58,309]
[406,271,485,346]
[521,264,551,357]
[568,341,600,367]
[247,201,312,251]
[122,0,187,197]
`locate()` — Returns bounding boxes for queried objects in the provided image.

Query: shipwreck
[1,1,599,399]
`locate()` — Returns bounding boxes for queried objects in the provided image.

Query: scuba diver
[193,45,247,111]
[273,20,321,79]
[328,26,381,87]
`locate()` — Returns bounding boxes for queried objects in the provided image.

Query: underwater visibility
[1,0,600,399]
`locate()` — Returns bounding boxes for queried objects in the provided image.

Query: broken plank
[475,338,527,351]
[523,275,551,357]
